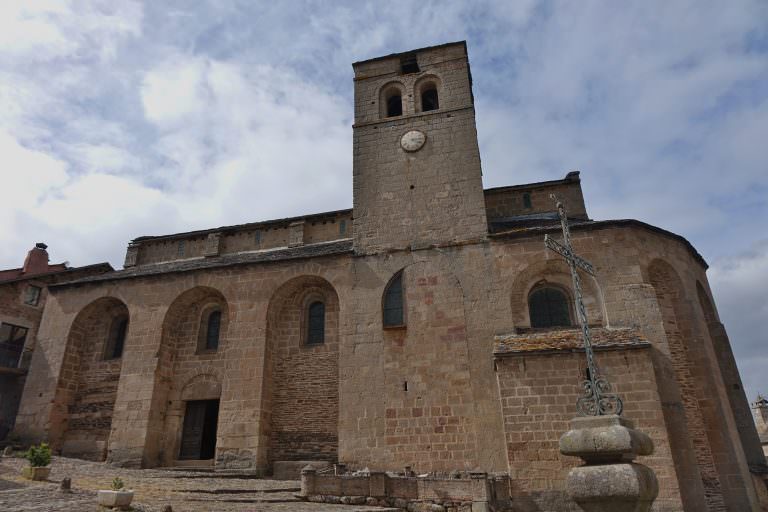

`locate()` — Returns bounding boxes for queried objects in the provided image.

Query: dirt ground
[0,455,396,511]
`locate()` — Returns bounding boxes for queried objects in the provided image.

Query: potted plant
[97,477,134,510]
[22,442,51,481]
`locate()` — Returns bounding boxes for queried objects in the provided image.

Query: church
[10,41,767,511]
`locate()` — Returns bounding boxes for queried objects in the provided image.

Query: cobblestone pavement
[0,456,397,511]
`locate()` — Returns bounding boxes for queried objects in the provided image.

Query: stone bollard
[300,465,316,498]
[559,415,658,512]
[60,477,71,493]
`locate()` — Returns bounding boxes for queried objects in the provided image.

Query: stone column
[559,415,658,512]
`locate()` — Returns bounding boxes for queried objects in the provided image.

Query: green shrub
[111,477,124,491]
[24,443,51,467]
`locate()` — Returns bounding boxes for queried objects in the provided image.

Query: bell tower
[352,41,488,255]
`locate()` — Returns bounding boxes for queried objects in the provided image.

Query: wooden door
[179,401,207,460]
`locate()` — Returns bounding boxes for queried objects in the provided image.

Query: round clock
[400,130,426,152]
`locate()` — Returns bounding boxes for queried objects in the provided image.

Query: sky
[0,1,766,400]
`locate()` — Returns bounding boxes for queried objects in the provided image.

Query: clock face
[400,130,426,152]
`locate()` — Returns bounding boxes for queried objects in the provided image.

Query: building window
[523,193,532,209]
[178,240,186,257]
[383,271,405,328]
[204,310,221,350]
[528,287,571,328]
[104,316,128,360]
[24,285,42,306]
[0,323,28,368]
[400,53,420,74]
[421,87,439,112]
[386,94,402,117]
[339,220,347,236]
[307,301,325,345]
[254,230,262,246]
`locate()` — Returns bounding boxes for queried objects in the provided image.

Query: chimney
[22,243,50,275]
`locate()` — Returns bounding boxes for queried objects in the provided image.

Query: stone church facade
[12,42,768,511]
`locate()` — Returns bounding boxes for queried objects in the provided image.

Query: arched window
[421,86,439,112]
[386,93,402,117]
[383,271,405,328]
[205,310,221,350]
[307,301,325,345]
[528,287,571,328]
[105,315,128,360]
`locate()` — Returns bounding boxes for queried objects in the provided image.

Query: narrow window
[24,285,42,306]
[307,301,325,345]
[421,87,439,112]
[178,240,186,257]
[386,94,402,117]
[339,220,347,235]
[383,271,405,327]
[529,287,571,328]
[205,310,221,350]
[254,230,262,247]
[523,193,532,209]
[105,316,128,360]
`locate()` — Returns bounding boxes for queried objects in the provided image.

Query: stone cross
[545,194,623,416]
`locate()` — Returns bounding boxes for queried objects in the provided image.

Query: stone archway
[264,275,340,468]
[54,297,129,461]
[143,286,229,467]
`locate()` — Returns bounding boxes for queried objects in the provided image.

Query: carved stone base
[560,415,658,512]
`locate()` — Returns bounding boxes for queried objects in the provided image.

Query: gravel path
[0,456,396,511]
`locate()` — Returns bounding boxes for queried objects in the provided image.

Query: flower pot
[97,489,134,509]
[22,466,51,481]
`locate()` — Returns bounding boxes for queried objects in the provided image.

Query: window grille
[529,287,571,328]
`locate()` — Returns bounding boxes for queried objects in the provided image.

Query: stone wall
[130,211,353,267]
[495,347,682,512]
[484,172,588,222]
[265,276,339,465]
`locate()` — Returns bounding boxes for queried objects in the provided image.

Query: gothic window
[306,301,325,345]
[421,87,439,112]
[105,315,128,359]
[383,271,405,328]
[528,287,571,328]
[205,310,221,350]
[386,94,403,117]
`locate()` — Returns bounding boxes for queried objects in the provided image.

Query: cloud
[709,241,768,402]
[0,0,766,411]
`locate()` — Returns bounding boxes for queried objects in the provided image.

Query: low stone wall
[299,468,511,511]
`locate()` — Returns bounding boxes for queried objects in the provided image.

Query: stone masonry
[10,41,767,511]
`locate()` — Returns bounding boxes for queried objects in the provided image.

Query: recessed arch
[146,286,229,467]
[264,275,340,467]
[55,296,129,461]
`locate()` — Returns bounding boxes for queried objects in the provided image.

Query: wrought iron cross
[544,194,623,416]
